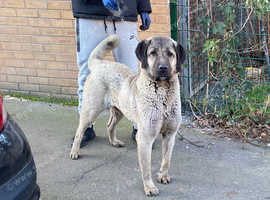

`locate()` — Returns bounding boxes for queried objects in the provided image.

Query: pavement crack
[71,151,125,191]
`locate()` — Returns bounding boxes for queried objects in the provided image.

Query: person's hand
[140,13,151,31]
[102,0,118,11]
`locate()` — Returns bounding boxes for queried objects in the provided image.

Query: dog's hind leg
[107,106,125,147]
[70,107,103,160]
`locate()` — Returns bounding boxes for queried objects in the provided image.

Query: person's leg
[109,21,139,141]
[112,21,139,72]
[74,18,107,147]
[76,18,108,112]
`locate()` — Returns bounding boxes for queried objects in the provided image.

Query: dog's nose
[159,64,168,70]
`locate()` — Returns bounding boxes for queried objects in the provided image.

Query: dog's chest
[139,81,181,121]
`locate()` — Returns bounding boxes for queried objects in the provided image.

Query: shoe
[131,127,137,142]
[71,126,96,148]
[131,127,156,149]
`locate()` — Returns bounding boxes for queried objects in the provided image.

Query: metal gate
[176,0,270,103]
[177,0,208,100]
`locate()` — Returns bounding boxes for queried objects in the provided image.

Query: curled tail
[89,34,120,61]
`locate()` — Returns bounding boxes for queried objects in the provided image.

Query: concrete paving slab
[4,97,270,200]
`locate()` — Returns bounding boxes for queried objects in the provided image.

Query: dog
[70,34,185,196]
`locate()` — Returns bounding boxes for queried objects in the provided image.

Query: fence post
[260,20,270,80]
[178,0,191,99]
[170,0,178,41]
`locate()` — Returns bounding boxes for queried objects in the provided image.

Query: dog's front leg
[137,130,159,196]
[70,126,85,160]
[157,131,177,184]
[70,118,89,160]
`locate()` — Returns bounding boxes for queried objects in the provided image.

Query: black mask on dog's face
[135,37,186,81]
[135,39,151,69]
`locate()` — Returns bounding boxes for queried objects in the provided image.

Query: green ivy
[199,0,270,124]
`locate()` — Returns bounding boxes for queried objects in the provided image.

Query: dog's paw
[70,151,80,160]
[144,185,159,196]
[110,139,125,148]
[157,173,171,184]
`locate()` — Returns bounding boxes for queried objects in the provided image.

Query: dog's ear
[175,43,186,72]
[135,39,150,68]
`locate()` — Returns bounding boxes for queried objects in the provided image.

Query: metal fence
[174,0,270,114]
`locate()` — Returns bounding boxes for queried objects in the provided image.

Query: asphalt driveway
[5,97,270,200]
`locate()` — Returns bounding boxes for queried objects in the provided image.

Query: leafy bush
[220,84,270,125]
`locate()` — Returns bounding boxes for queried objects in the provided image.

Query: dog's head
[135,37,185,81]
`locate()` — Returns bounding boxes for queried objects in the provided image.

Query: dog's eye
[167,51,174,57]
[149,51,157,56]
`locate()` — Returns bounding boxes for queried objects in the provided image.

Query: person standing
[71,0,152,147]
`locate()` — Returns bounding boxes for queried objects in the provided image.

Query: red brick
[48,78,77,87]
[0,34,10,42]
[152,0,169,4]
[0,17,7,25]
[25,0,47,9]
[37,70,76,79]
[23,60,42,69]
[56,54,76,62]
[28,76,48,84]
[29,18,73,28]
[16,68,37,76]
[33,53,56,61]
[0,35,32,43]
[1,59,24,67]
[61,10,73,19]
[48,1,71,10]
[0,8,16,16]
[61,87,77,95]
[32,35,75,45]
[17,26,40,35]
[50,19,73,28]
[0,26,17,34]
[41,61,67,70]
[0,74,7,82]
[0,51,15,59]
[3,0,25,8]
[37,69,51,77]
[152,14,170,24]
[19,83,39,91]
[39,85,61,93]
[28,18,51,27]
[16,8,38,17]
[0,43,40,52]
[39,10,61,18]
[1,67,16,75]
[21,44,42,51]
[148,23,170,33]
[0,42,20,51]
[0,82,18,90]
[7,17,28,26]
[15,52,34,60]
[138,31,170,40]
[8,75,27,83]
[152,5,170,14]
[15,35,33,43]
[43,44,75,54]
[39,28,75,36]
[66,63,79,71]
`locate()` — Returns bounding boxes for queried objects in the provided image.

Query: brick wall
[0,0,171,99]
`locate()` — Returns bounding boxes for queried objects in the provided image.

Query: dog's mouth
[155,73,170,81]
[158,70,168,77]
[156,69,170,80]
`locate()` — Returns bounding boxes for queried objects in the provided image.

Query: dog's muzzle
[158,64,169,79]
